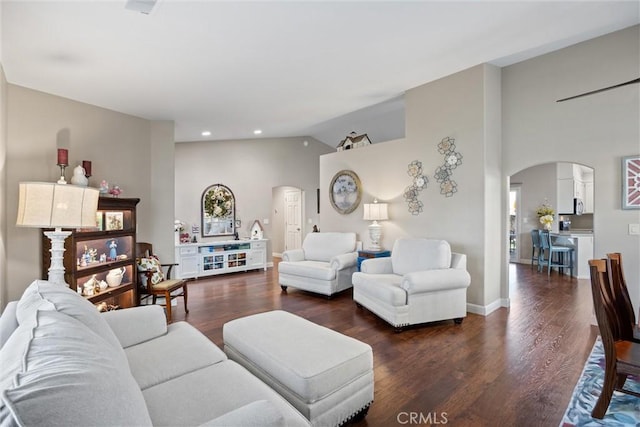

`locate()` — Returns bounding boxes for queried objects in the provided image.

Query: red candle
[57,148,68,165]
[82,160,92,176]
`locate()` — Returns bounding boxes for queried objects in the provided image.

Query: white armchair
[278,232,358,297]
[352,238,471,330]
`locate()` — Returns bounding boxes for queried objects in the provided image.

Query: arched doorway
[507,161,595,294]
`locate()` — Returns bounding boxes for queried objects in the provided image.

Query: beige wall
[174,137,332,260]
[0,64,7,309]
[4,85,173,304]
[503,25,640,309]
[319,64,501,311]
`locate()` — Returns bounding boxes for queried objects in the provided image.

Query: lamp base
[368,221,382,251]
[44,228,72,286]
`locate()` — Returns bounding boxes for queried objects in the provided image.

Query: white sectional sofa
[278,232,358,297]
[0,280,309,426]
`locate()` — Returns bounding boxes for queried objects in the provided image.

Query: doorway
[284,189,303,252]
[509,185,521,263]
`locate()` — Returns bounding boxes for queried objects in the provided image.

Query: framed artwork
[622,155,640,209]
[329,170,362,215]
[105,212,124,231]
[95,212,104,231]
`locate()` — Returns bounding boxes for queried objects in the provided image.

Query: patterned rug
[560,337,640,426]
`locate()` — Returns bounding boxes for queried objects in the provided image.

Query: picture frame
[95,212,103,231]
[622,155,640,209]
[329,170,362,215]
[105,211,124,231]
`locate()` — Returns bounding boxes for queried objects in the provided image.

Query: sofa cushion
[125,321,228,390]
[200,400,285,427]
[15,280,127,366]
[391,239,451,275]
[0,309,152,426]
[278,260,336,281]
[302,232,356,262]
[142,361,309,427]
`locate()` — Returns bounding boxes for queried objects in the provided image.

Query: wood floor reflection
[172,260,597,426]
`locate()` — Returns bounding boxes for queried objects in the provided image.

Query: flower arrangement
[536,201,555,218]
[204,186,233,219]
[536,201,555,230]
[539,215,554,229]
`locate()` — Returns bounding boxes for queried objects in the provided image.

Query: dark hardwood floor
[169,260,598,426]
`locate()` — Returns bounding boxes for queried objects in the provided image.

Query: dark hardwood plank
[170,261,598,426]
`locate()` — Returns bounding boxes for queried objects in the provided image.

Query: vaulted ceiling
[2,1,638,145]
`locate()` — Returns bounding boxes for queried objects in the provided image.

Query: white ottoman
[223,310,374,427]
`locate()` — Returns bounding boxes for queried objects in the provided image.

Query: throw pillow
[0,309,152,426]
[137,256,165,286]
[15,280,127,366]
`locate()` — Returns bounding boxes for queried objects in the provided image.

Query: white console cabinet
[175,239,268,279]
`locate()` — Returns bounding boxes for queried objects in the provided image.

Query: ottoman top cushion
[223,310,372,403]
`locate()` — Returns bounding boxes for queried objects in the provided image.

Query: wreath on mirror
[204,185,233,218]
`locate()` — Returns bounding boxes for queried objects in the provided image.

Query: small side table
[357,250,391,272]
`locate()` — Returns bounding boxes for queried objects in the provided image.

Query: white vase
[544,223,552,231]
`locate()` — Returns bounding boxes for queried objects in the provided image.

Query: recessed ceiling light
[253,129,262,135]
[202,131,211,136]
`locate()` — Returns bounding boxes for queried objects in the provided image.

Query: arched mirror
[201,184,235,237]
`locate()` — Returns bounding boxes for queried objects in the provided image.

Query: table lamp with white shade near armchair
[16,182,100,287]
[363,199,388,251]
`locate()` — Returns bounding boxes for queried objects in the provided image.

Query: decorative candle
[82,160,92,177]
[57,148,68,165]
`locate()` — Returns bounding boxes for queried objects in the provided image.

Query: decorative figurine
[109,185,122,197]
[70,165,89,186]
[99,180,109,194]
[108,240,118,261]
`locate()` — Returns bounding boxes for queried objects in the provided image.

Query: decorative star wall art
[435,137,463,197]
[404,160,429,215]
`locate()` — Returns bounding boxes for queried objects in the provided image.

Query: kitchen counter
[550,232,594,279]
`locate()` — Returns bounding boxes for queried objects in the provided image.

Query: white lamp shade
[17,182,100,228]
[363,203,388,221]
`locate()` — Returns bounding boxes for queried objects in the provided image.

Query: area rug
[560,337,640,426]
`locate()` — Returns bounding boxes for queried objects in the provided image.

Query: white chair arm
[101,305,168,348]
[401,269,471,294]
[330,252,358,270]
[361,257,393,274]
[451,252,467,270]
[282,248,305,262]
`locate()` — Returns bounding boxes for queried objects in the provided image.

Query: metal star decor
[434,136,463,197]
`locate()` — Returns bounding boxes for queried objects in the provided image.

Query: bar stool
[530,229,541,268]
[539,231,574,276]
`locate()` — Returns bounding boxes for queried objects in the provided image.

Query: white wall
[4,85,169,304]
[320,64,501,310]
[503,25,640,310]
[174,137,332,261]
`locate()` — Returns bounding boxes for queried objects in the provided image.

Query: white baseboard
[272,252,282,259]
[467,298,509,316]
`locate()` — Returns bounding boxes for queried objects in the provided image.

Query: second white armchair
[278,232,358,297]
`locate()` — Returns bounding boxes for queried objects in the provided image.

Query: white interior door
[284,189,303,251]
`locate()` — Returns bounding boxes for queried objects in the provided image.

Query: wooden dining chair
[588,259,640,418]
[606,253,640,343]
[136,242,189,323]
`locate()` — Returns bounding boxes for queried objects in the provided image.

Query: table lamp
[16,182,100,286]
[363,199,388,251]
